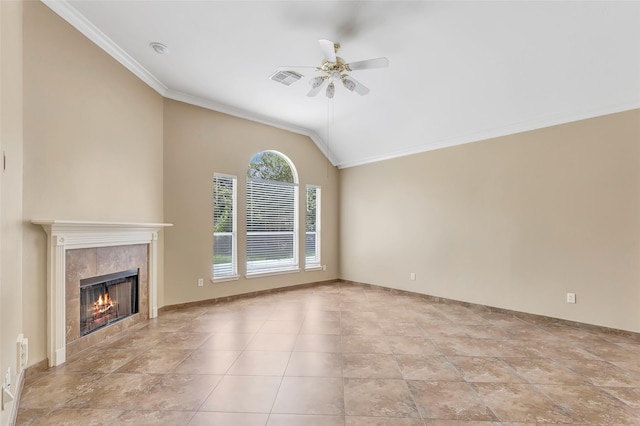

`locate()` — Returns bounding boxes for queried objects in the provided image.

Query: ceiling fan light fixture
[310,76,325,89]
[273,39,388,98]
[343,78,356,92]
[326,82,335,99]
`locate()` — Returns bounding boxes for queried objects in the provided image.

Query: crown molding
[164,89,338,166]
[42,0,169,96]
[39,1,640,171]
[40,0,336,167]
[335,102,640,169]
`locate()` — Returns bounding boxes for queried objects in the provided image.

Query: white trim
[246,158,300,276]
[166,89,338,166]
[336,103,640,169]
[245,268,300,279]
[211,275,240,284]
[304,266,323,272]
[305,185,321,269]
[41,1,638,171]
[8,369,25,426]
[213,174,238,280]
[38,1,343,167]
[41,0,168,96]
[213,172,238,180]
[32,220,172,367]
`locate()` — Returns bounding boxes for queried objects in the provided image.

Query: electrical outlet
[22,338,28,370]
[566,292,576,304]
[197,278,204,287]
[322,265,326,271]
[17,335,24,373]
[16,335,28,373]
[410,272,416,281]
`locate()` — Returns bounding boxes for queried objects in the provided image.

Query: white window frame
[213,173,239,282]
[245,151,299,277]
[305,185,321,270]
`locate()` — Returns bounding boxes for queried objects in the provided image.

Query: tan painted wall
[8,0,637,392]
[340,109,640,333]
[22,2,164,366]
[163,99,339,305]
[0,0,24,423]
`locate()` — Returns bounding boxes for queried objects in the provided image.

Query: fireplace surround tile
[65,297,80,342]
[65,248,96,299]
[65,245,148,358]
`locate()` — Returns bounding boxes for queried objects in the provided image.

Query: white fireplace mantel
[33,220,172,367]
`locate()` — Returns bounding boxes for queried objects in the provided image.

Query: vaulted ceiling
[45,1,640,168]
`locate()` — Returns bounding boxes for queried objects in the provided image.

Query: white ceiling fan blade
[318,39,337,63]
[343,75,370,96]
[346,57,390,71]
[307,78,328,97]
[276,65,318,71]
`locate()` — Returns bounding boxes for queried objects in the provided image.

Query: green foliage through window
[213,178,234,234]
[246,151,298,274]
[247,151,294,183]
[305,185,321,267]
[213,174,237,278]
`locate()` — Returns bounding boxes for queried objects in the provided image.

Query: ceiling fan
[270,39,389,98]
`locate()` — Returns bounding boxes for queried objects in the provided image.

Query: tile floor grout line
[15,282,640,425]
[390,347,427,425]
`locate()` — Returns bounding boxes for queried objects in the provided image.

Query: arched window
[246,151,299,275]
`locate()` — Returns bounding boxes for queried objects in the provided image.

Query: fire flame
[93,292,115,314]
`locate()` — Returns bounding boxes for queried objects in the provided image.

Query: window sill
[245,268,300,279]
[212,275,240,283]
[305,266,323,272]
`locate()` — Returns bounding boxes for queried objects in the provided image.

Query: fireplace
[33,220,172,367]
[80,269,139,336]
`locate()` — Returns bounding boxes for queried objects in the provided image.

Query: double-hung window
[305,185,321,269]
[213,174,238,280]
[246,151,299,276]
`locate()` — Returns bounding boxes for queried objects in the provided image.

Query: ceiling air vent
[269,70,303,86]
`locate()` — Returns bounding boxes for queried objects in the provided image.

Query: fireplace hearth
[80,269,139,336]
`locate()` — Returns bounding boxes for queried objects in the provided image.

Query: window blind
[246,178,298,274]
[213,174,237,279]
[305,185,321,268]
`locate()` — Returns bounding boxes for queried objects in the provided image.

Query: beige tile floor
[16,282,640,425]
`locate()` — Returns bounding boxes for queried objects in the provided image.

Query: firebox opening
[80,269,139,336]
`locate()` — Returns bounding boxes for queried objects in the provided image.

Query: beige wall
[0,0,24,423]
[340,109,640,333]
[4,3,638,411]
[22,2,164,366]
[163,99,339,305]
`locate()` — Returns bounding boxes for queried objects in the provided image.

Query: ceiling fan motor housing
[321,57,350,74]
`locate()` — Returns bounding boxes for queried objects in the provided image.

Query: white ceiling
[45,1,640,168]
